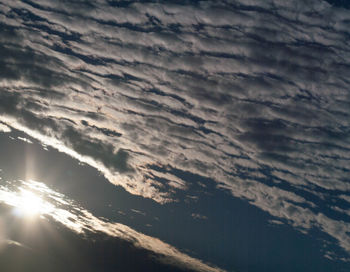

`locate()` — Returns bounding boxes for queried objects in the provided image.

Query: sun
[14,189,46,217]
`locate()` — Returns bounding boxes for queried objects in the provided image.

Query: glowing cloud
[0,179,224,272]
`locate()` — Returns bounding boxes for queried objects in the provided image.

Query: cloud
[191,213,208,220]
[0,179,224,272]
[0,0,350,261]
[17,137,33,144]
[0,123,11,133]
[131,209,146,216]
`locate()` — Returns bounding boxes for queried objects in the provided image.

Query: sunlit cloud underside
[0,179,223,272]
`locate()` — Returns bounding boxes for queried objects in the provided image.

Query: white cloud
[0,178,224,272]
[0,123,11,133]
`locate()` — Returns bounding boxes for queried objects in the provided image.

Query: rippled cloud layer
[0,0,350,261]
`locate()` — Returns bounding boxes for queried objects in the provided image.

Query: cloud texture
[0,0,350,261]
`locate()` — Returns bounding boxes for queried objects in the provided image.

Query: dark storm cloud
[1,0,350,260]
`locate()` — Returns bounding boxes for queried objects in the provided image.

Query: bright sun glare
[15,189,46,217]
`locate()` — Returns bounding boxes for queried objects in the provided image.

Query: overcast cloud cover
[0,0,350,267]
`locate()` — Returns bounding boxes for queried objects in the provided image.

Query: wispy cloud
[191,213,208,220]
[0,179,224,272]
[0,123,11,133]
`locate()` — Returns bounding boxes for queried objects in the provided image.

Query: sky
[0,0,350,271]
